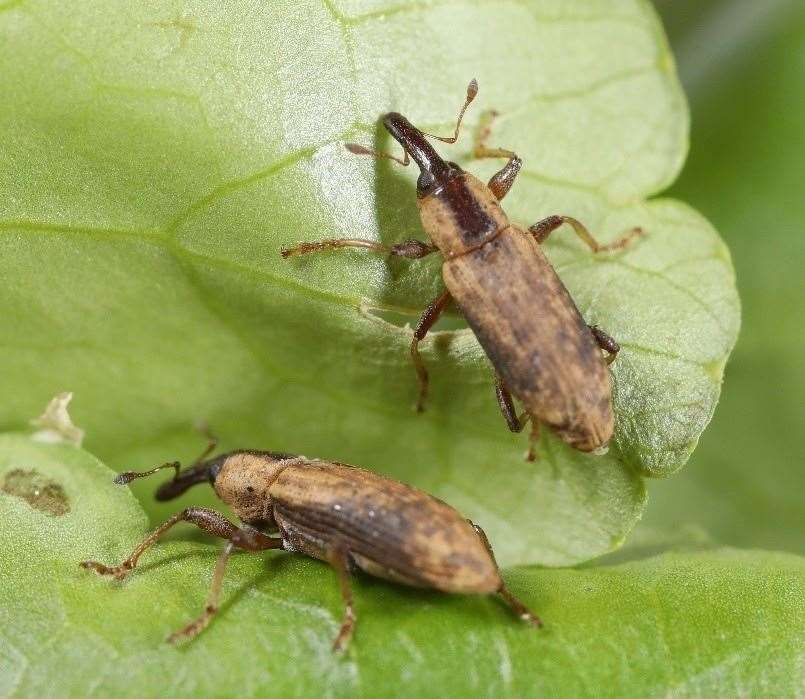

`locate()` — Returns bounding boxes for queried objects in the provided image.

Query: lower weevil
[282,80,642,459]
[81,441,541,651]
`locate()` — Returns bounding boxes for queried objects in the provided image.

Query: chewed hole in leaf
[1,467,70,516]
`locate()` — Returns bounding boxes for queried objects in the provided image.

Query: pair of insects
[83,80,641,651]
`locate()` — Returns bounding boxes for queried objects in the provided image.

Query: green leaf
[2,436,802,697]
[0,0,738,566]
[644,1,805,557]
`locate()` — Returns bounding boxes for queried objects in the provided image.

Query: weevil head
[211,451,297,526]
[382,112,462,197]
[152,455,230,501]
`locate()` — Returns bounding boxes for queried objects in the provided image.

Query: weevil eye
[207,457,224,484]
[416,171,435,196]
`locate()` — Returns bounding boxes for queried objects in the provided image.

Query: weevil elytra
[282,80,642,459]
[81,443,541,652]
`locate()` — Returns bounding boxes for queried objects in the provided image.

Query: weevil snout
[382,112,455,193]
[150,455,227,501]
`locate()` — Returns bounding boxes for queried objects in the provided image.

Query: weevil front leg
[528,215,644,253]
[469,522,543,628]
[281,237,437,260]
[473,110,522,201]
[494,376,540,461]
[80,506,242,580]
[81,508,282,641]
[411,289,453,412]
[589,325,620,365]
[327,545,356,652]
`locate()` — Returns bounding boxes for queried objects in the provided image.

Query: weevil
[282,80,642,459]
[81,441,541,652]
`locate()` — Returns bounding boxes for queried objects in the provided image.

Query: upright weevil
[282,80,642,459]
[81,441,541,652]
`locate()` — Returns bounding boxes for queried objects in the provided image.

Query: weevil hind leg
[494,376,528,433]
[327,545,357,653]
[468,521,543,629]
[411,289,453,412]
[498,584,543,628]
[472,110,522,201]
[494,379,540,460]
[528,215,644,253]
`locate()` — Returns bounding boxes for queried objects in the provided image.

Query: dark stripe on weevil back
[434,175,498,247]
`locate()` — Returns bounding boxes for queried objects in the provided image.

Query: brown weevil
[282,80,642,459]
[81,442,541,651]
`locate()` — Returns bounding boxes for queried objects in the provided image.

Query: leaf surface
[1,436,801,698]
[0,0,739,565]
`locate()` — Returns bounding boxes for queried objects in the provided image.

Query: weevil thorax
[382,112,509,259]
[212,451,297,526]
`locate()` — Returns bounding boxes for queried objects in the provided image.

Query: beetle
[80,441,541,651]
[281,80,642,459]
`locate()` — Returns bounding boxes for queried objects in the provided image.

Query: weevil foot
[80,559,134,581]
[521,610,544,629]
[499,584,543,629]
[331,614,355,654]
[595,225,645,253]
[167,605,217,644]
[524,417,541,462]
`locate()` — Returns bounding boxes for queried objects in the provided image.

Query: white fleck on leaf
[29,392,85,447]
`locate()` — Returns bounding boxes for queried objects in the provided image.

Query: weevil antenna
[420,78,478,144]
[114,461,182,486]
[114,425,221,499]
[345,142,410,167]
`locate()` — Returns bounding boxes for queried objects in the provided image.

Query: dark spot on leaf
[1,468,70,516]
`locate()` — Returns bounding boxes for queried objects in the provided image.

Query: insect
[81,441,541,652]
[282,80,642,459]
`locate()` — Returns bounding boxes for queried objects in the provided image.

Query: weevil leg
[494,376,528,433]
[168,540,236,643]
[168,527,283,644]
[589,325,620,365]
[281,237,437,260]
[528,215,644,253]
[191,421,219,463]
[80,507,280,580]
[469,521,543,628]
[472,110,522,201]
[411,289,453,412]
[525,418,541,463]
[498,585,544,628]
[327,545,356,653]
[495,378,541,460]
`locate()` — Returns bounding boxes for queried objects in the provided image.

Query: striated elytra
[282,80,642,460]
[82,446,541,652]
